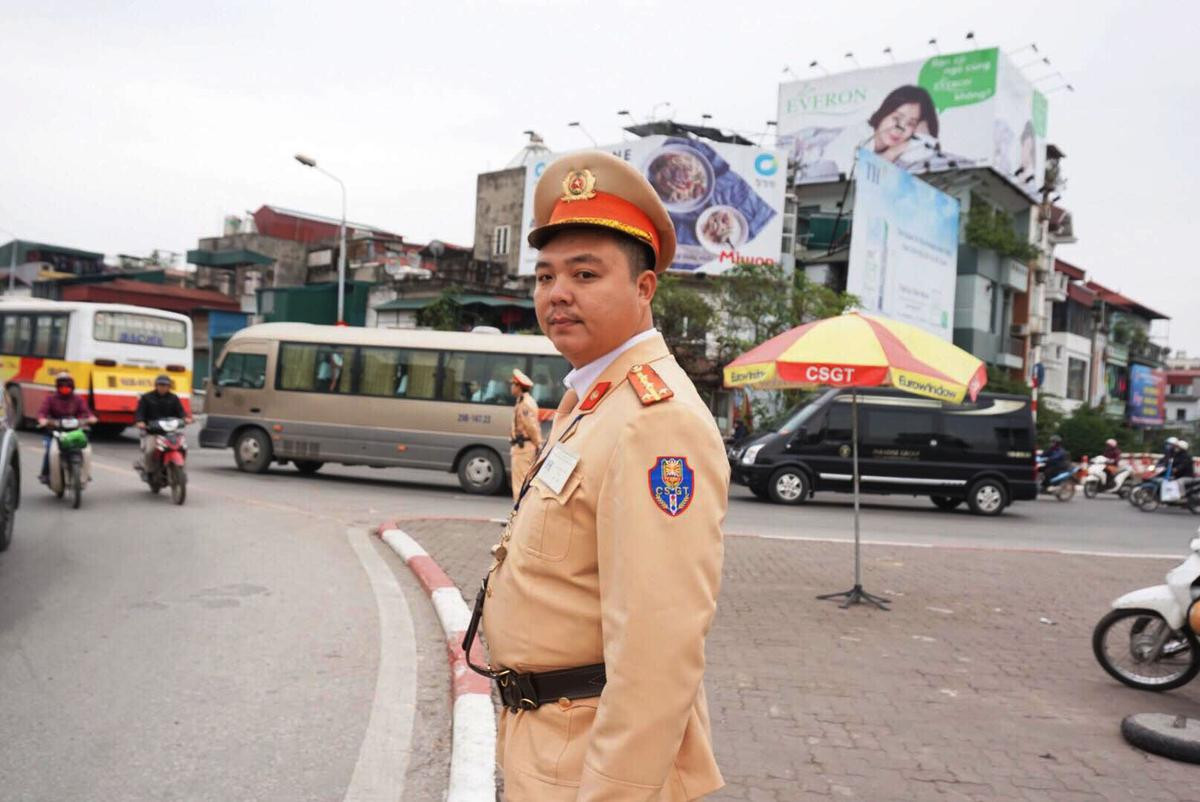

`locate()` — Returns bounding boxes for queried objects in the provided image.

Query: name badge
[535,443,579,495]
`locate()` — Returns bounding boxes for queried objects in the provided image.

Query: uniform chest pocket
[522,472,582,562]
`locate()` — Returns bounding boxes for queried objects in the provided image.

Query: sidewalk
[397,517,1200,801]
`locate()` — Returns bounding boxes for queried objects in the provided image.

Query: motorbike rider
[1042,435,1070,489]
[1151,437,1179,480]
[36,372,98,484]
[134,374,192,474]
[1172,441,1195,482]
[1102,438,1122,483]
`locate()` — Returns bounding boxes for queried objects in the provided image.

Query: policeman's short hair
[612,235,655,280]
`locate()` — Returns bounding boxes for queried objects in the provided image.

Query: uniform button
[491,544,508,562]
[558,697,572,710]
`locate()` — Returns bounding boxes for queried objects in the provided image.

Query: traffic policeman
[509,368,542,499]
[466,151,728,800]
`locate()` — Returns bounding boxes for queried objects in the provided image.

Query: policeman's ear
[636,267,657,305]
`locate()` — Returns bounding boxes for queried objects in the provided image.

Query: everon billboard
[777,48,1048,199]
[517,136,787,275]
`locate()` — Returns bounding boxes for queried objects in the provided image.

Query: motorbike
[1036,455,1076,501]
[137,417,188,505]
[44,417,92,509]
[1130,474,1200,514]
[1093,526,1200,691]
[1083,456,1135,499]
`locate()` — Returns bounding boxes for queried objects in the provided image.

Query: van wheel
[967,479,1007,516]
[458,447,504,495]
[767,466,809,505]
[234,428,273,474]
[930,495,962,511]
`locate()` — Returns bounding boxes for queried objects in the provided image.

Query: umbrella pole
[817,388,890,610]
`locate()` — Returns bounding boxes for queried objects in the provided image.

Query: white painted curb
[378,526,496,802]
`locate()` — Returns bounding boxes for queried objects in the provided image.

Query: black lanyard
[512,412,584,513]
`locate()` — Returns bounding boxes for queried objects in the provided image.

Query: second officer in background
[509,367,542,499]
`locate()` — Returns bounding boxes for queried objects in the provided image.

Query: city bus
[0,299,193,433]
[200,322,571,494]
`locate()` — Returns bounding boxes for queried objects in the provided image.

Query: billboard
[517,136,787,275]
[777,48,1047,200]
[846,148,959,340]
[1128,364,1167,427]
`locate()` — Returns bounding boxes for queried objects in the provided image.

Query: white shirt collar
[563,328,659,401]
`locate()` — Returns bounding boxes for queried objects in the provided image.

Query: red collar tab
[628,363,674,406]
[579,381,612,412]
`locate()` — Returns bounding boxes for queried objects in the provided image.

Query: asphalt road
[2,422,1197,800]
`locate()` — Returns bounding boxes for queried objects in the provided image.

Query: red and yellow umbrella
[723,311,986,402]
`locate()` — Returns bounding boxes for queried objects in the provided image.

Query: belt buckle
[495,669,538,713]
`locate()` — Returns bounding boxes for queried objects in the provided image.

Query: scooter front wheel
[1083,479,1100,499]
[168,463,186,506]
[1093,608,1200,691]
[1133,485,1160,513]
[69,463,82,510]
[1055,481,1076,501]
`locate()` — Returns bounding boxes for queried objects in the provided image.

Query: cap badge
[561,168,597,202]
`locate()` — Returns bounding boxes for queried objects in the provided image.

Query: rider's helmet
[1167,436,1179,452]
[54,372,75,396]
[155,374,171,389]
[1050,434,1063,445]
[1105,438,1117,447]
[1179,440,1190,453]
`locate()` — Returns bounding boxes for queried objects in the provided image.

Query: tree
[985,366,1030,396]
[791,270,859,327]
[418,288,461,331]
[651,273,714,354]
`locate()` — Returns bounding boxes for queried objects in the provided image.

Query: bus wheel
[234,429,273,474]
[5,386,23,429]
[458,447,504,495]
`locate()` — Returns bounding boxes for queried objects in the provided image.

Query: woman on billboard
[864,85,940,164]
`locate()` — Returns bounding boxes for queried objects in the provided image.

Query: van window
[360,347,437,400]
[825,402,853,441]
[862,407,937,448]
[942,415,1033,453]
[279,343,354,393]
[441,351,526,404]
[217,352,267,389]
[528,355,570,408]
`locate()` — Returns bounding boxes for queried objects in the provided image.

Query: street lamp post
[294,154,348,325]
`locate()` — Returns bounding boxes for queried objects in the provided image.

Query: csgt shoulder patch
[628,363,674,406]
[648,456,694,517]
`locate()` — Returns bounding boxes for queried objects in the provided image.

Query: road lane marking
[345,527,418,802]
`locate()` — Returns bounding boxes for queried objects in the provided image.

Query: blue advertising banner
[846,147,960,340]
[1128,364,1166,426]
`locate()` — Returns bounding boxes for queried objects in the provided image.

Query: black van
[729,388,1037,515]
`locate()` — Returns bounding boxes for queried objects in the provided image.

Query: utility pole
[1030,150,1063,421]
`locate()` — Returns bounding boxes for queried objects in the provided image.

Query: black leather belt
[494,663,607,712]
[463,576,607,712]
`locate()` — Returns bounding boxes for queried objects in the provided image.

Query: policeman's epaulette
[628,363,674,406]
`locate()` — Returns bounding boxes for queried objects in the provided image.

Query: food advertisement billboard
[1128,364,1167,427]
[517,136,787,275]
[846,148,960,340]
[777,47,1047,200]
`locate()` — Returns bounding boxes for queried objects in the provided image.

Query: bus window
[360,347,437,399]
[94,311,187,348]
[279,343,353,393]
[217,352,267,389]
[528,355,569,407]
[11,316,32,356]
[441,351,526,405]
[33,315,67,358]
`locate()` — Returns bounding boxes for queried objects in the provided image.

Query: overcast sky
[2,0,1197,352]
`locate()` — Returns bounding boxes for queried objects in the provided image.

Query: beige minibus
[200,322,569,494]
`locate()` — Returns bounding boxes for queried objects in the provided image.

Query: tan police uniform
[510,368,542,500]
[476,152,729,801]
